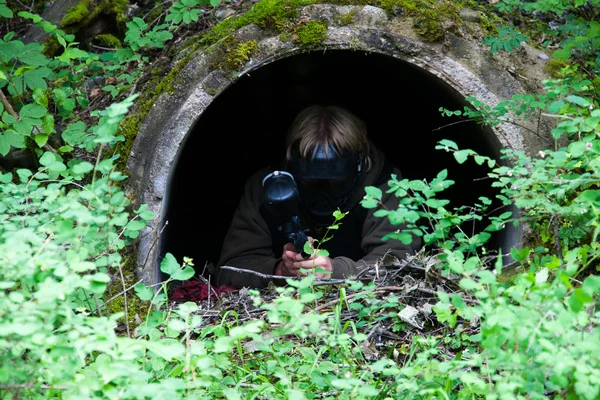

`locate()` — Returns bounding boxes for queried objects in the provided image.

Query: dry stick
[0,88,18,117]
[90,44,117,52]
[93,278,144,314]
[117,262,131,337]
[219,265,295,280]
[141,220,169,272]
[551,213,564,261]
[218,265,348,285]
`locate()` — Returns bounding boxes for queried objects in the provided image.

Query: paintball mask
[288,144,362,226]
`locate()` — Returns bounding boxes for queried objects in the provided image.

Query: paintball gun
[261,171,311,259]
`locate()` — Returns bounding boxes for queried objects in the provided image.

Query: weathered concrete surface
[20,0,81,44]
[127,3,551,284]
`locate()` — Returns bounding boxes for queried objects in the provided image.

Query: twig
[219,265,293,280]
[90,44,117,52]
[117,262,131,337]
[526,310,553,353]
[312,278,351,286]
[432,118,476,131]
[141,220,169,271]
[93,279,144,314]
[143,0,173,20]
[551,213,564,261]
[219,265,362,286]
[0,383,67,391]
[0,88,18,118]
[12,0,34,12]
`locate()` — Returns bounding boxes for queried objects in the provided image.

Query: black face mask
[287,144,361,227]
[297,178,355,226]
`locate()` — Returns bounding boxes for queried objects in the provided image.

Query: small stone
[215,8,236,20]
[398,305,424,330]
[538,53,550,60]
[459,9,482,23]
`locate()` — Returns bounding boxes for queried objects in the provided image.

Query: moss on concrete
[378,0,462,42]
[60,0,93,27]
[294,21,328,47]
[105,254,150,330]
[224,40,259,69]
[60,0,128,28]
[544,59,568,78]
[199,0,314,47]
[114,50,196,172]
[336,9,358,26]
[94,33,122,48]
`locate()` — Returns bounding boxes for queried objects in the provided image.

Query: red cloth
[171,280,239,302]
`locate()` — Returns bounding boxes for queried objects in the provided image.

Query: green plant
[482,25,527,54]
[166,0,220,25]
[1,0,599,399]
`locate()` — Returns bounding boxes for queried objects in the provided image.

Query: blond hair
[285,105,372,170]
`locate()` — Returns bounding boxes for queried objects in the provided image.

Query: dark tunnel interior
[159,50,512,280]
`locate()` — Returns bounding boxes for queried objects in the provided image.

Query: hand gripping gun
[261,171,311,259]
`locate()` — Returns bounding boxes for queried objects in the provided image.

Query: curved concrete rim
[128,21,528,285]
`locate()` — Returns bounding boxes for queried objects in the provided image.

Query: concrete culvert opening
[158,49,517,283]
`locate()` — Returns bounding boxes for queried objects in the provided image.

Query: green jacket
[216,145,420,288]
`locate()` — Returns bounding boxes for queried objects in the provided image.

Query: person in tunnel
[215,105,421,288]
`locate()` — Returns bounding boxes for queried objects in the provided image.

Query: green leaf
[4,129,25,148]
[573,288,592,304]
[19,103,46,119]
[565,95,590,107]
[134,283,154,301]
[33,134,48,148]
[0,135,9,156]
[0,4,13,18]
[23,67,51,90]
[453,150,470,164]
[578,189,600,205]
[42,113,54,134]
[548,100,564,113]
[474,155,486,165]
[39,151,58,166]
[459,278,478,290]
[425,198,450,208]
[18,42,49,66]
[438,139,458,150]
[62,121,87,146]
[126,220,146,231]
[364,186,382,200]
[145,340,185,361]
[172,266,195,281]
[136,204,155,220]
[71,161,94,175]
[510,247,530,261]
[0,171,12,183]
[48,161,66,172]
[552,48,571,60]
[32,88,48,107]
[160,253,180,277]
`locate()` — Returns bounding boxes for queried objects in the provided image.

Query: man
[215,105,420,288]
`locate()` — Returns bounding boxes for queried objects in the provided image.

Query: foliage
[482,25,528,54]
[0,0,599,399]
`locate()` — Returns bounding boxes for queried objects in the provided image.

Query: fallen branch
[219,265,359,286]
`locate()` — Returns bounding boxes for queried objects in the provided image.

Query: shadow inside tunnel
[159,49,513,281]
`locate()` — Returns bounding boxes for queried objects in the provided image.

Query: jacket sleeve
[216,171,279,288]
[330,168,422,279]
